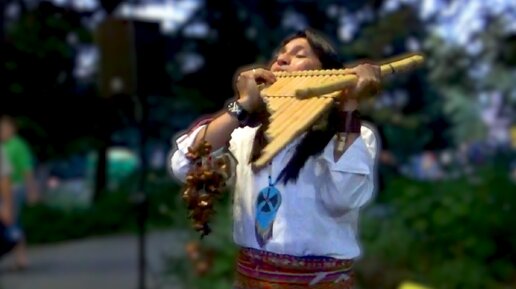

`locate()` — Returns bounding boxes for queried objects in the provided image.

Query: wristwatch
[227,101,250,126]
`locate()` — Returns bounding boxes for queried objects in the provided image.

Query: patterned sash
[235,247,354,289]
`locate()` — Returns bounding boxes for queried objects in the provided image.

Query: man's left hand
[345,63,382,99]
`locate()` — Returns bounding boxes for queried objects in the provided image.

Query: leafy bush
[164,191,237,289]
[20,170,184,244]
[357,162,516,289]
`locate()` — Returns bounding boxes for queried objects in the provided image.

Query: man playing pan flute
[170,28,381,289]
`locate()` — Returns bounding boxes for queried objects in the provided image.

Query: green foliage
[358,163,516,289]
[164,192,237,289]
[3,3,102,161]
[442,88,487,144]
[20,173,183,244]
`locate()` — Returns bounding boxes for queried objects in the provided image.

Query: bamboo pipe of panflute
[294,54,424,98]
[251,54,424,169]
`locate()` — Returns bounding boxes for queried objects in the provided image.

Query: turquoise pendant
[255,185,282,247]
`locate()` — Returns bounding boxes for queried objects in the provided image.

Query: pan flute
[253,54,424,170]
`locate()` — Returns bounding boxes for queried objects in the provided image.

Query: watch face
[228,101,247,122]
[228,102,240,114]
[232,102,241,113]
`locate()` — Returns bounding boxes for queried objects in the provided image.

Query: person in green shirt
[1,148,22,258]
[0,115,39,269]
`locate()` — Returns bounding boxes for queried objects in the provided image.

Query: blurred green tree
[3,1,102,160]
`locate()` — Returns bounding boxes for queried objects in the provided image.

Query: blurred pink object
[47,177,60,189]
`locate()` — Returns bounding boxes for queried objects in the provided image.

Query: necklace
[254,161,282,248]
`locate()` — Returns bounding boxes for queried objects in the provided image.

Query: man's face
[270,38,322,72]
[0,121,14,142]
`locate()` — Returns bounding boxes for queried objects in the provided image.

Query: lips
[272,66,289,72]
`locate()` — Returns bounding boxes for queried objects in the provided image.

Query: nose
[276,53,290,66]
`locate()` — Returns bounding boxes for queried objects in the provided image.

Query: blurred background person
[1,146,21,261]
[0,115,39,270]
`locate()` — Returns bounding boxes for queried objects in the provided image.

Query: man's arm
[334,63,381,161]
[0,175,13,226]
[190,68,276,151]
[0,149,13,224]
[190,111,241,152]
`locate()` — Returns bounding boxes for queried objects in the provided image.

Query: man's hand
[338,63,381,111]
[352,63,381,97]
[235,68,276,112]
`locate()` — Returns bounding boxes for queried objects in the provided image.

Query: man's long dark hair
[249,29,346,184]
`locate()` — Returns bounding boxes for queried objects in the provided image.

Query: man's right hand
[235,68,276,112]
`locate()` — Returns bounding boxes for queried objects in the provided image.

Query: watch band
[227,101,250,126]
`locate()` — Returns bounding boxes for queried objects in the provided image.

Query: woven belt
[234,247,354,289]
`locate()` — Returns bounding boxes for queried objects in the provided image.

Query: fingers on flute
[355,79,367,95]
[254,68,276,84]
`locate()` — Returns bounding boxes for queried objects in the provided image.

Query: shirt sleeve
[168,120,251,185]
[168,125,207,183]
[316,125,379,216]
